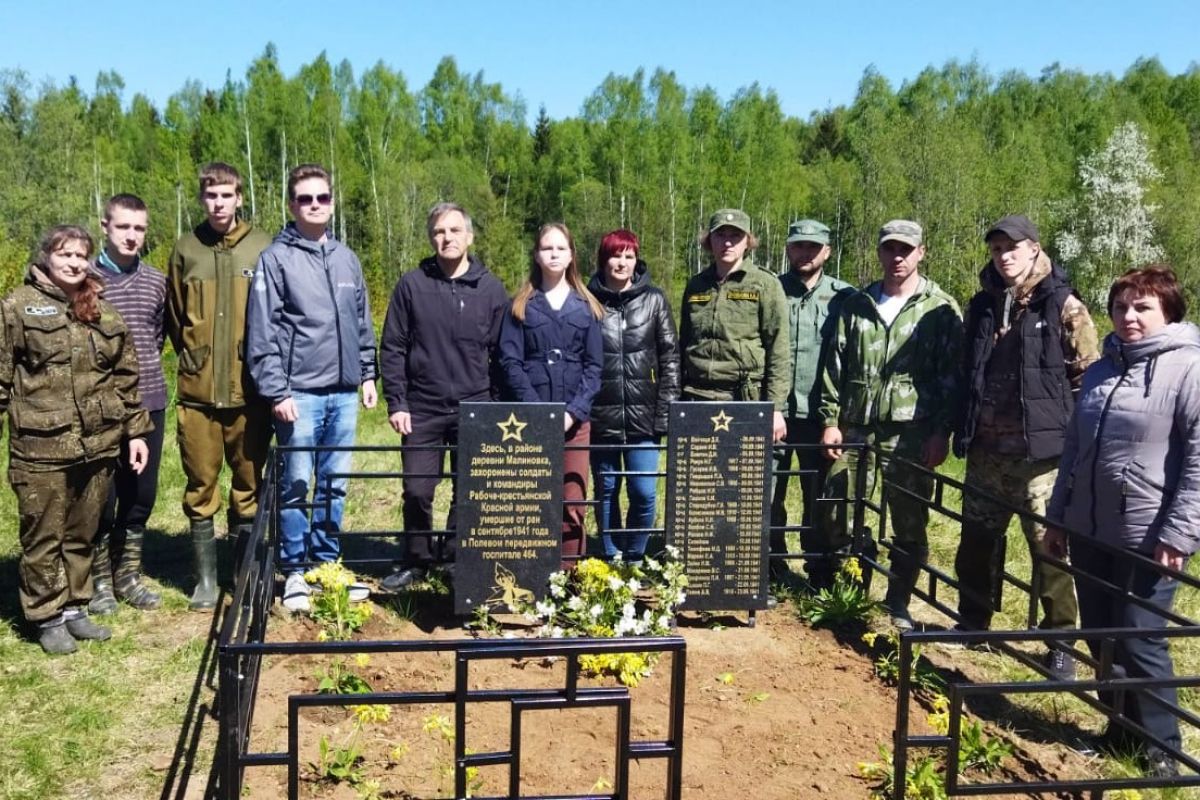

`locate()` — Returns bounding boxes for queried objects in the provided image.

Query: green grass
[2,387,1199,797]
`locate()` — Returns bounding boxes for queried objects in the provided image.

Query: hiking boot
[88,530,118,616]
[381,566,426,592]
[282,573,311,613]
[64,613,112,641]
[1145,747,1180,778]
[113,526,161,610]
[1043,648,1076,681]
[38,621,77,655]
[189,518,219,611]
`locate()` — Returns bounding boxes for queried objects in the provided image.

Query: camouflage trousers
[177,403,272,522]
[819,421,935,565]
[11,458,114,622]
[954,448,1078,631]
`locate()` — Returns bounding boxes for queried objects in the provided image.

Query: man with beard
[770,220,853,589]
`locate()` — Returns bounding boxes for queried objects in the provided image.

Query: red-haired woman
[1046,266,1199,777]
[0,226,151,654]
[586,229,679,562]
[499,223,604,567]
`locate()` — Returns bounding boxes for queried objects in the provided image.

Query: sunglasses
[294,193,333,206]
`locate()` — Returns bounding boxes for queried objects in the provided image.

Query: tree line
[1,45,1197,311]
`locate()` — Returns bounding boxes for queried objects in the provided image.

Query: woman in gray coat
[1045,266,1199,777]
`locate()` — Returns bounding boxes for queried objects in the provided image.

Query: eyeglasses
[294,193,333,206]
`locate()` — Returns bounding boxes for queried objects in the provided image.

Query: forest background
[0,45,1196,311]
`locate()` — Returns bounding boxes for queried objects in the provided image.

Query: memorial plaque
[665,401,772,611]
[454,402,563,615]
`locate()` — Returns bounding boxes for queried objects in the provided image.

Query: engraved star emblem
[710,409,733,432]
[497,412,528,442]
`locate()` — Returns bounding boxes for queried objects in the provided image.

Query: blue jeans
[275,390,359,572]
[591,439,660,560]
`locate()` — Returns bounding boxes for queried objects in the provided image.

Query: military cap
[786,219,831,245]
[985,214,1040,243]
[708,208,752,234]
[879,219,923,247]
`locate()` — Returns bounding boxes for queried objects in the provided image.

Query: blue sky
[4,0,1196,120]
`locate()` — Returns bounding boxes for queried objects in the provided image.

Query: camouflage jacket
[166,220,271,408]
[779,270,855,420]
[0,270,153,468]
[680,262,790,410]
[819,276,963,433]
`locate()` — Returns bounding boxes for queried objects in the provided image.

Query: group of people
[2,161,1195,774]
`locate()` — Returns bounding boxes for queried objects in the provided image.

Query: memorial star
[497,412,528,442]
[710,409,733,432]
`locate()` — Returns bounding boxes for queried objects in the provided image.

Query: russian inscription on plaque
[454,402,563,615]
[665,401,772,611]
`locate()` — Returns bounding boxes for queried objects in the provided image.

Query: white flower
[633,620,649,635]
[535,600,556,618]
[664,544,680,559]
[621,602,636,619]
[523,612,539,623]
[642,557,660,572]
[550,626,565,638]
[549,570,567,585]
[607,576,625,591]
[626,578,641,592]
[549,583,565,598]
[567,596,584,611]
[611,552,624,563]
[657,614,672,630]
[614,617,637,636]
[588,604,603,619]
[536,624,552,638]
[674,590,687,605]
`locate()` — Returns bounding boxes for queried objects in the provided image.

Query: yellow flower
[861,632,879,647]
[351,704,391,725]
[304,560,356,591]
[388,742,410,762]
[840,558,864,584]
[316,630,330,642]
[354,653,371,669]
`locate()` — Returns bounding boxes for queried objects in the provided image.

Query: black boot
[114,525,161,610]
[884,545,927,631]
[38,617,77,655]
[189,518,219,611]
[88,529,118,616]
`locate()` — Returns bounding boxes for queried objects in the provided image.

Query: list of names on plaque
[666,402,771,610]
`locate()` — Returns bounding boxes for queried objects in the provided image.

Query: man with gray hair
[380,203,509,590]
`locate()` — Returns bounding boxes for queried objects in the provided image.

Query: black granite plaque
[454,402,564,615]
[665,401,772,611]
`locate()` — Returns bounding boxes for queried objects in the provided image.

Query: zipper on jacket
[323,249,347,385]
[1088,360,1131,535]
[619,302,628,443]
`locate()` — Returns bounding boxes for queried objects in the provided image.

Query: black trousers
[770,418,831,570]
[1073,540,1184,752]
[401,411,459,562]
[100,409,166,532]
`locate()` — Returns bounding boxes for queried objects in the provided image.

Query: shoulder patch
[24,305,58,317]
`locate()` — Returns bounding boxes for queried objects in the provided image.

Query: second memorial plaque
[665,401,772,611]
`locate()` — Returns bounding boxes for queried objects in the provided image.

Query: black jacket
[957,261,1075,460]
[587,263,680,442]
[380,255,509,417]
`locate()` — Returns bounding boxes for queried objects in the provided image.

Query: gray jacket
[1047,322,1200,555]
[245,223,377,403]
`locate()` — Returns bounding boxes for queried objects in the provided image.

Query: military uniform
[166,219,272,609]
[772,267,854,582]
[954,250,1098,632]
[818,274,963,610]
[0,270,152,622]
[679,263,790,408]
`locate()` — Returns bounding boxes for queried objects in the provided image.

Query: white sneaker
[282,573,311,612]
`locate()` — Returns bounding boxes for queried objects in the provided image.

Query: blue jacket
[499,291,603,422]
[245,223,377,403]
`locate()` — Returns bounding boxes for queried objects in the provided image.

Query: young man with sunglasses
[167,163,273,610]
[245,164,378,612]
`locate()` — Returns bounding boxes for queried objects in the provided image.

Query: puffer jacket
[0,269,153,467]
[245,223,377,403]
[587,262,680,441]
[166,220,272,408]
[1047,323,1200,555]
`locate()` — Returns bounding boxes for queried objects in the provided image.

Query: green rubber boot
[188,518,219,611]
[88,530,118,616]
[114,526,161,610]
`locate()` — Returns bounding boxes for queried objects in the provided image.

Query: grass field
[1,380,1198,798]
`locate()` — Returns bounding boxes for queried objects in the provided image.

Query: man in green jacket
[679,208,789,443]
[166,162,273,610]
[771,219,854,588]
[819,220,963,629]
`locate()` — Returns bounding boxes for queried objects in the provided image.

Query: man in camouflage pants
[819,220,963,630]
[953,215,1098,678]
